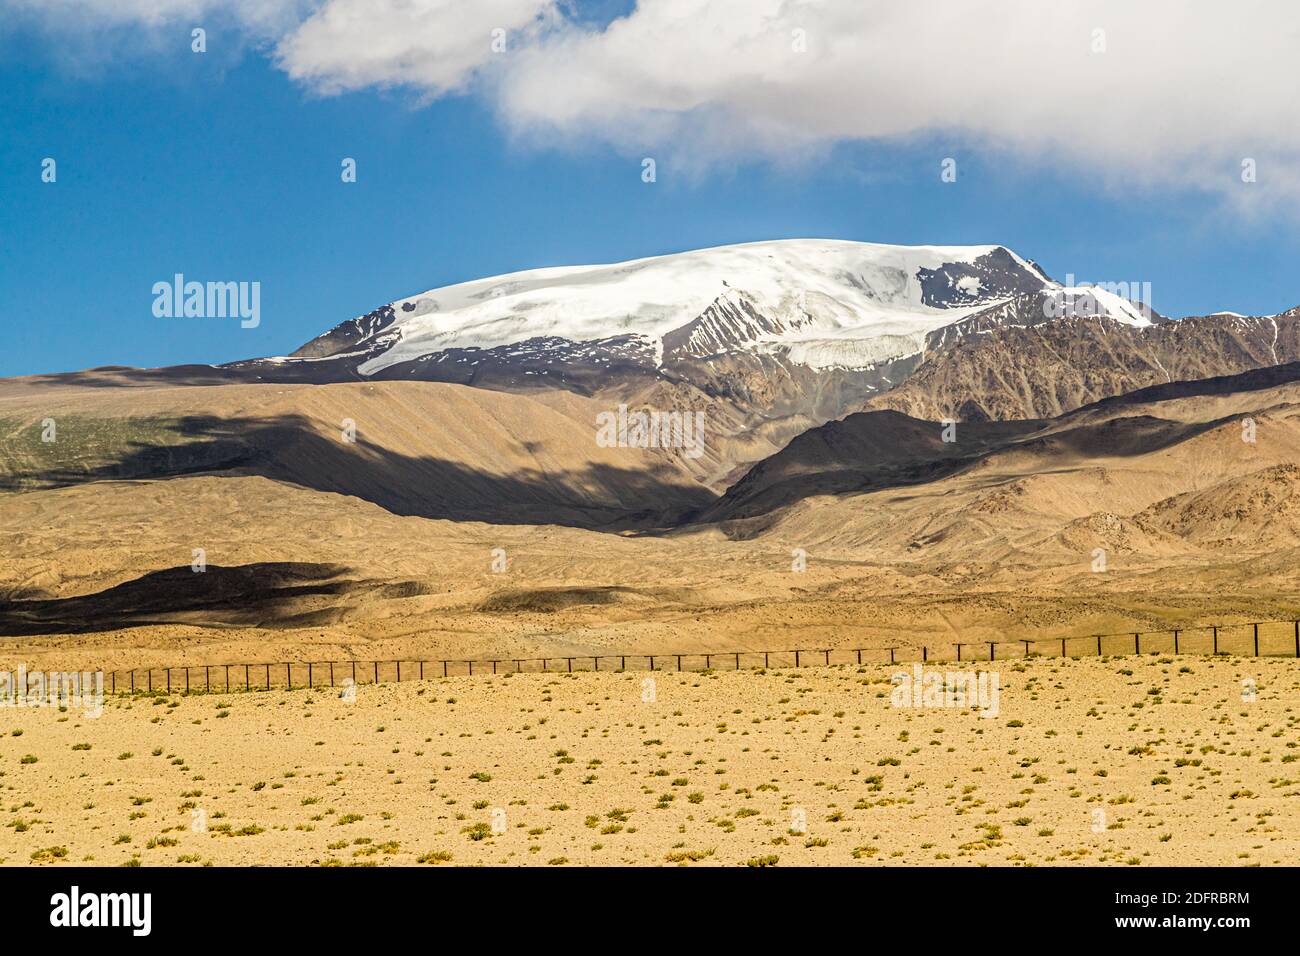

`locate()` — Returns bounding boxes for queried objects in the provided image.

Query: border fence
[95,617,1300,696]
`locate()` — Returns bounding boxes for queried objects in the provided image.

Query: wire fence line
[92,618,1300,696]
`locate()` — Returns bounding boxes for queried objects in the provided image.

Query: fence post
[467,661,473,676]
[735,653,740,671]
[205,666,209,692]
[112,672,116,694]
[989,642,995,661]
[923,646,927,663]
[330,662,334,687]
[705,655,710,669]
[889,647,895,664]
[396,661,401,682]
[308,662,313,689]
[373,661,378,683]
[1254,623,1259,656]
[648,656,654,671]
[265,664,270,691]
[442,661,448,678]
[166,669,170,694]
[795,650,801,667]
[764,652,769,668]
[569,658,574,673]
[956,643,962,662]
[1134,632,1139,655]
[148,671,152,692]
[823,649,830,666]
[185,669,189,694]
[419,661,424,680]
[245,664,249,690]
[1096,635,1102,656]
[857,649,862,665]
[1061,638,1066,657]
[1295,620,1299,658]
[1021,641,1031,658]
[286,663,291,690]
[620,656,625,670]
[1172,630,1179,654]
[131,671,135,693]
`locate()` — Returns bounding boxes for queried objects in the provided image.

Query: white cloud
[491,0,1300,201]
[9,0,1300,204]
[276,0,559,97]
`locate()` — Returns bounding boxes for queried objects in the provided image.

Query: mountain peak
[290,238,1055,376]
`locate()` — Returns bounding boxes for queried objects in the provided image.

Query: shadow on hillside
[699,410,1235,525]
[0,412,714,530]
[1071,360,1300,415]
[0,415,258,489]
[0,563,355,635]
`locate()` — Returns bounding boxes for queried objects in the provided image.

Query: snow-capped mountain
[222,238,1177,487]
[289,239,1063,376]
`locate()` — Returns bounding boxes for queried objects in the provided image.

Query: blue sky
[2,1,1299,378]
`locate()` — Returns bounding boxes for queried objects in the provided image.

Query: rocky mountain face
[699,362,1300,557]
[864,308,1300,422]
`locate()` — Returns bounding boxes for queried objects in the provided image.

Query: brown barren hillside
[0,367,1299,676]
[865,311,1300,421]
[0,380,713,527]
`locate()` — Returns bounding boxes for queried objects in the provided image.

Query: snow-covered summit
[298,239,1060,374]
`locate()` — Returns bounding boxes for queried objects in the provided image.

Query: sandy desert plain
[1,657,1296,867]
[0,375,1298,865]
